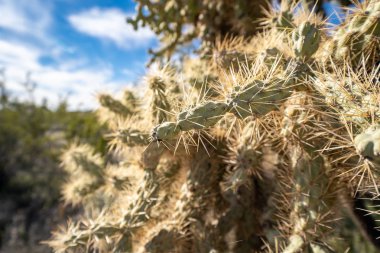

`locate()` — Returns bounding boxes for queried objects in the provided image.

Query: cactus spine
[47,1,380,252]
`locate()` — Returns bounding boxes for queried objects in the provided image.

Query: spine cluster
[46,1,380,252]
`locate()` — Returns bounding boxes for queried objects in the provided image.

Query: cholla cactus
[355,125,380,166]
[127,0,270,63]
[331,1,380,67]
[60,143,105,206]
[47,1,380,252]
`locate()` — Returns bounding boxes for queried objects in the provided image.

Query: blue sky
[0,0,157,109]
[0,0,346,109]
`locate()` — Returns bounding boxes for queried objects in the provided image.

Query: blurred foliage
[0,85,106,251]
[0,99,106,205]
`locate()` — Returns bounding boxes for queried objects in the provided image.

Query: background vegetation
[0,77,106,252]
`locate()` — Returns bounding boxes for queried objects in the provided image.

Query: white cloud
[0,4,146,109]
[68,8,155,49]
[0,0,52,40]
[0,39,130,110]
[0,40,41,70]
